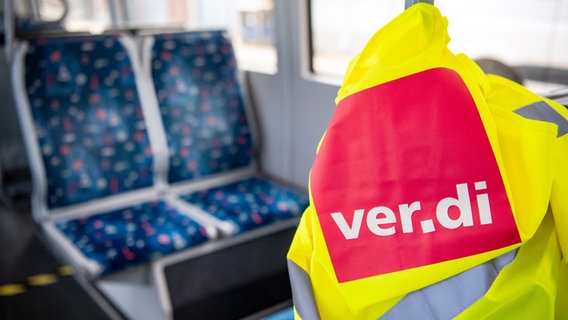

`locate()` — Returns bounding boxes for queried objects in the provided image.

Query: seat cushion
[150,31,253,183]
[56,200,211,274]
[179,177,309,234]
[24,36,154,208]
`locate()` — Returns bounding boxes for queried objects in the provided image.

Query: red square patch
[311,68,521,283]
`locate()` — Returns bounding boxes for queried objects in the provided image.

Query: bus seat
[56,200,211,275]
[13,35,215,276]
[178,176,307,234]
[22,36,154,209]
[13,31,308,318]
[145,31,309,235]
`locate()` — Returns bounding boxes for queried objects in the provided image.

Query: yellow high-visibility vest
[287,3,566,319]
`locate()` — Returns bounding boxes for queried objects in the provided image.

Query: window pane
[37,0,67,22]
[310,0,404,76]
[64,0,111,33]
[192,0,277,73]
[21,0,277,73]
[122,0,277,73]
[14,0,111,33]
[436,0,568,94]
[310,0,568,94]
[122,0,187,28]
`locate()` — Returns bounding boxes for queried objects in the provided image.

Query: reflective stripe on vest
[288,259,321,320]
[514,101,568,137]
[381,250,516,319]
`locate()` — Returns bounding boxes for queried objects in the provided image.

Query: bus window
[64,0,111,33]
[310,0,404,77]
[436,0,568,94]
[13,0,277,73]
[309,0,568,94]
[121,0,277,73]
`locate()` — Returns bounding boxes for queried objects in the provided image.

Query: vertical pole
[3,0,14,63]
[108,0,126,29]
[405,0,434,9]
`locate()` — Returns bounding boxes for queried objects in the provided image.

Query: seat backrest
[147,31,254,184]
[18,36,155,210]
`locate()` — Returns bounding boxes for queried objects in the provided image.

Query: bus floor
[0,196,113,320]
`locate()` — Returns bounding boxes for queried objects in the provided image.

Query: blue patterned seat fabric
[151,31,308,233]
[56,200,211,275]
[24,36,154,209]
[151,31,253,183]
[180,177,309,233]
[24,36,212,274]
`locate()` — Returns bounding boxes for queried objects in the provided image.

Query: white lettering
[399,201,421,233]
[330,182,494,239]
[367,206,396,236]
[436,183,474,229]
[330,209,364,240]
[421,219,436,233]
[475,181,492,225]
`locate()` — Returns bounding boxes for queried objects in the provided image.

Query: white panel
[551,0,568,69]
[245,0,338,190]
[246,72,290,179]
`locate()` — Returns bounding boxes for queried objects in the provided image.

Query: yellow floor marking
[27,273,58,286]
[58,265,74,277]
[0,283,26,296]
[0,265,74,296]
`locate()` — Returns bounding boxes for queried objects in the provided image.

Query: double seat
[13,31,308,318]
